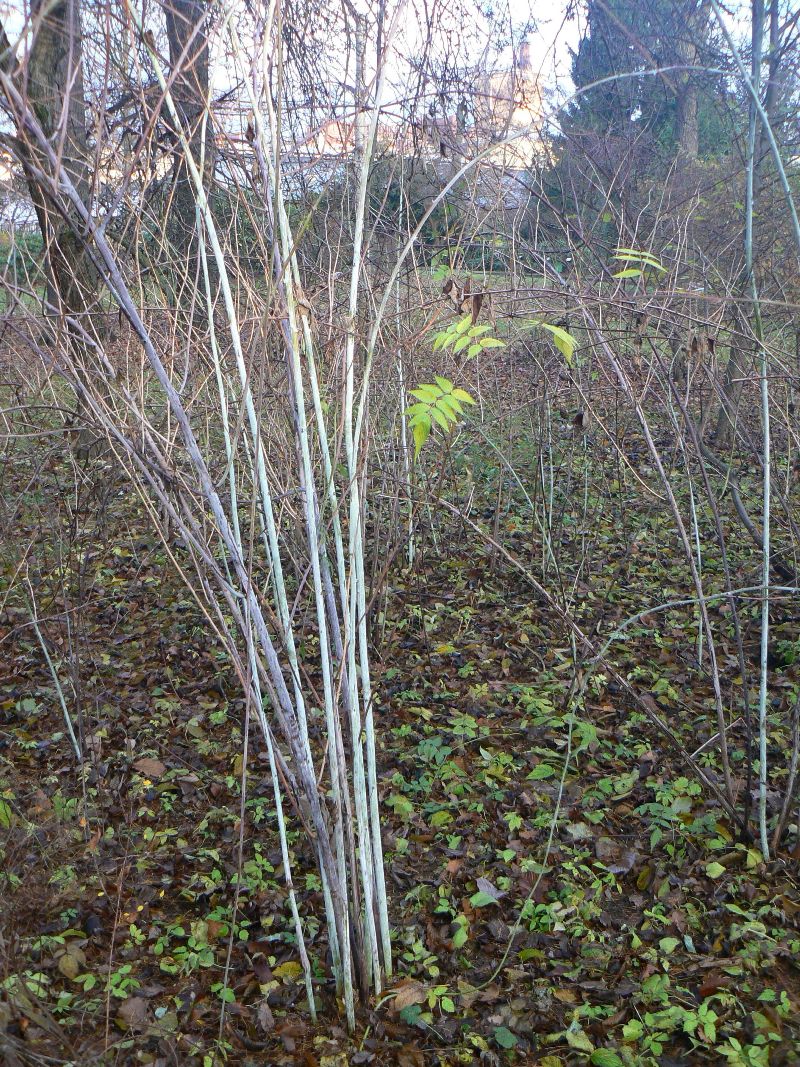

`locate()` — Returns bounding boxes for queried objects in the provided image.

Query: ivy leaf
[493,1026,518,1049]
[622,1019,644,1041]
[399,1003,424,1027]
[566,1022,595,1053]
[527,763,555,780]
[590,1050,624,1066]
[452,924,468,948]
[387,792,415,819]
[469,890,499,908]
[212,983,235,1003]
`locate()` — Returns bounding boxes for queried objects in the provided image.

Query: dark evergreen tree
[565,0,731,161]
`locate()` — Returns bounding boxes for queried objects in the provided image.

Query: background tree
[162,0,213,279]
[565,0,729,162]
[1,0,100,336]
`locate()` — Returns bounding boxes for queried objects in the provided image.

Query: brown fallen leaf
[115,996,149,1032]
[26,790,51,817]
[594,836,639,874]
[256,999,275,1032]
[133,756,166,779]
[396,1045,425,1067]
[553,987,577,1004]
[476,876,505,900]
[392,981,427,1012]
[698,973,730,998]
[777,894,800,917]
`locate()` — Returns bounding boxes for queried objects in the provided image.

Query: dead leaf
[133,757,166,779]
[396,1045,425,1067]
[115,997,149,1031]
[57,953,80,980]
[698,973,730,998]
[319,1053,348,1067]
[27,790,51,817]
[594,836,639,873]
[392,981,427,1012]
[256,999,275,1032]
[553,988,577,1004]
[206,919,224,941]
[476,876,505,900]
[566,821,593,841]
[777,894,800,917]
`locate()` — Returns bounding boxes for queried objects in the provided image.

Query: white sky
[505,0,582,90]
[0,0,750,125]
[0,0,581,90]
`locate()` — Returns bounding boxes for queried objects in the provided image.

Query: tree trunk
[24,0,100,332]
[712,0,767,449]
[757,0,781,171]
[163,0,213,270]
[712,328,749,448]
[675,79,699,159]
[0,0,107,452]
[674,0,710,160]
